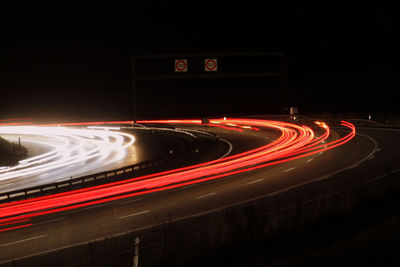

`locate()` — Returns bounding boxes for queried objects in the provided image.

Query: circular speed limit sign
[205,58,217,71]
[175,59,187,72]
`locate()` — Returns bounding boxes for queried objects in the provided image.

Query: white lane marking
[195,192,216,199]
[118,198,144,206]
[0,235,46,247]
[121,133,384,236]
[368,155,375,160]
[218,138,233,160]
[283,167,295,172]
[306,158,314,163]
[36,217,66,225]
[248,178,263,184]
[118,210,150,219]
[310,132,379,182]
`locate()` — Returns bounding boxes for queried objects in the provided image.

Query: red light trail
[0,118,355,231]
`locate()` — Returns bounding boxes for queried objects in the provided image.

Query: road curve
[0,125,189,192]
[1,118,395,263]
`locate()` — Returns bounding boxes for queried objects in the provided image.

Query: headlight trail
[0,126,135,181]
[0,119,355,230]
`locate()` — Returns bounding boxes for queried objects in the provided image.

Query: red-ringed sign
[174,59,187,72]
[204,58,217,71]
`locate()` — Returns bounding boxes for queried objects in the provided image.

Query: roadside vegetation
[0,136,28,166]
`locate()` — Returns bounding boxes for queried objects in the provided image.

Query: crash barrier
[0,116,385,204]
[0,127,219,204]
[4,135,399,266]
[247,114,389,127]
[131,126,198,142]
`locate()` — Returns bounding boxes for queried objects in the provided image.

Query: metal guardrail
[1,116,387,204]
[247,114,390,127]
[0,126,212,204]
[0,155,174,203]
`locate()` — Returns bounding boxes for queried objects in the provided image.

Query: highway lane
[2,123,396,263]
[0,130,187,192]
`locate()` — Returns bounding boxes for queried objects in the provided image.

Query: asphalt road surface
[0,123,399,263]
[0,130,186,192]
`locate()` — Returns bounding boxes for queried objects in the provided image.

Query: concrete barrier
[4,161,399,266]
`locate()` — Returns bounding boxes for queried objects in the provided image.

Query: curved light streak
[0,119,355,229]
[0,126,135,181]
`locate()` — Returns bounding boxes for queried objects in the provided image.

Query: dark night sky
[0,2,399,121]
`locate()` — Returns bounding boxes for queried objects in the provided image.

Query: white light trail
[0,126,135,182]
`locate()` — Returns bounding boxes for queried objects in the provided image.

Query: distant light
[87,126,121,130]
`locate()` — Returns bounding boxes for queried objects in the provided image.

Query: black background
[0,1,398,121]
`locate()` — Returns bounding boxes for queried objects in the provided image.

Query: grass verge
[0,136,28,166]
